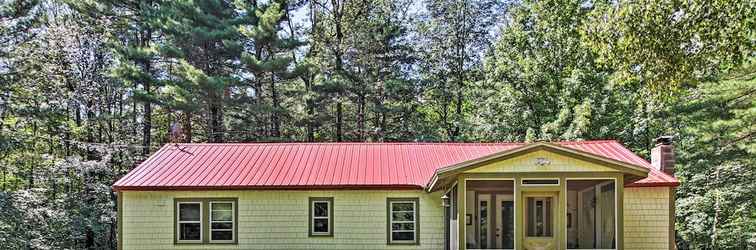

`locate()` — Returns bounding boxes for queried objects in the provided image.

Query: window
[522,179,560,186]
[309,197,333,236]
[175,198,237,244]
[387,198,419,245]
[526,197,553,237]
[177,202,202,243]
[210,202,234,242]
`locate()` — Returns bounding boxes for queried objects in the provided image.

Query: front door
[495,195,515,249]
[523,192,559,250]
[476,194,514,249]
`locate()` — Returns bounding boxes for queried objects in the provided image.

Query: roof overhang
[113,184,425,192]
[425,142,650,192]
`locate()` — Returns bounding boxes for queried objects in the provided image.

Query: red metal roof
[112,140,678,191]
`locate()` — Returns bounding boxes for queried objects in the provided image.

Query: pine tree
[416,0,502,141]
[230,0,305,141]
[157,0,245,142]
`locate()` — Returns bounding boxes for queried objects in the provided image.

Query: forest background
[0,0,753,249]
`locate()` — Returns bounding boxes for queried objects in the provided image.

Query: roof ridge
[166,140,618,146]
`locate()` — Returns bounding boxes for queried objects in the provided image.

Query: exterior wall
[121,189,444,250]
[465,150,621,174]
[623,187,674,250]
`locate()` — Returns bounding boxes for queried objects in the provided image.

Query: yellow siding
[624,187,673,250]
[465,150,620,173]
[122,190,444,250]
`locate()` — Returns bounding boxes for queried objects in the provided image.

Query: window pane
[212,222,233,230]
[179,203,200,221]
[212,210,233,221]
[392,202,414,212]
[392,211,414,222]
[179,223,201,240]
[313,218,329,233]
[480,200,488,248]
[527,197,553,237]
[392,232,415,241]
[212,202,233,211]
[314,202,329,217]
[391,222,414,230]
[211,230,233,241]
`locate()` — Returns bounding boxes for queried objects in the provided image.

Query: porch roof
[113,140,678,191]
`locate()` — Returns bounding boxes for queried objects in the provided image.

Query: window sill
[308,233,334,237]
[174,240,238,245]
[387,241,419,245]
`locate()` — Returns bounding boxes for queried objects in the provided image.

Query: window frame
[209,201,235,243]
[174,198,238,245]
[386,197,420,245]
[521,178,560,186]
[176,201,203,243]
[308,197,334,237]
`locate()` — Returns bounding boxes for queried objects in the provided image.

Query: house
[113,139,678,250]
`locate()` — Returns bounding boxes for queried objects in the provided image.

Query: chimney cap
[655,136,674,145]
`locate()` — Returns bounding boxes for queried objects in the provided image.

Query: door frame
[474,192,515,250]
[521,191,560,250]
[466,178,517,250]
[565,177,620,250]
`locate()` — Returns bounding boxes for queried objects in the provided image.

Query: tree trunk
[209,100,224,142]
[333,0,344,142]
[271,74,280,138]
[184,111,193,143]
[141,27,153,155]
[336,102,343,142]
[358,92,365,141]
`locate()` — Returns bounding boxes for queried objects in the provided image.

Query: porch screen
[566,180,616,249]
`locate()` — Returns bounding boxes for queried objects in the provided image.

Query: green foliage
[0,0,753,249]
[674,64,756,249]
[478,0,645,147]
[584,0,756,98]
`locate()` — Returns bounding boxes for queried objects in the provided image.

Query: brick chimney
[651,136,675,176]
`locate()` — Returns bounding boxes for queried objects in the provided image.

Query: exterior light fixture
[440,194,450,207]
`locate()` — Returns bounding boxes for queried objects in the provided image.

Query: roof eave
[112,184,425,192]
[425,142,653,192]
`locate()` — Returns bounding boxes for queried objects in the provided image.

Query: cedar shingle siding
[121,190,445,250]
[624,187,674,250]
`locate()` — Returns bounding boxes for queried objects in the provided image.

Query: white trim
[209,201,235,243]
[564,177,619,250]
[177,202,203,243]
[311,200,331,235]
[389,200,418,244]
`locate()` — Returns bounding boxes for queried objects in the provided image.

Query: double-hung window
[175,198,237,244]
[210,202,235,242]
[387,198,419,245]
[309,197,333,236]
[177,202,203,243]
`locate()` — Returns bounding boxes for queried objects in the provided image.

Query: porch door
[523,192,559,250]
[495,195,514,249]
[477,194,515,249]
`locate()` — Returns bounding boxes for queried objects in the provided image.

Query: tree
[674,63,756,249]
[230,0,305,141]
[415,0,503,141]
[157,0,245,143]
[584,0,755,98]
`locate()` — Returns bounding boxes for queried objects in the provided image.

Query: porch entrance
[476,193,514,249]
[466,180,515,250]
[522,192,558,250]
